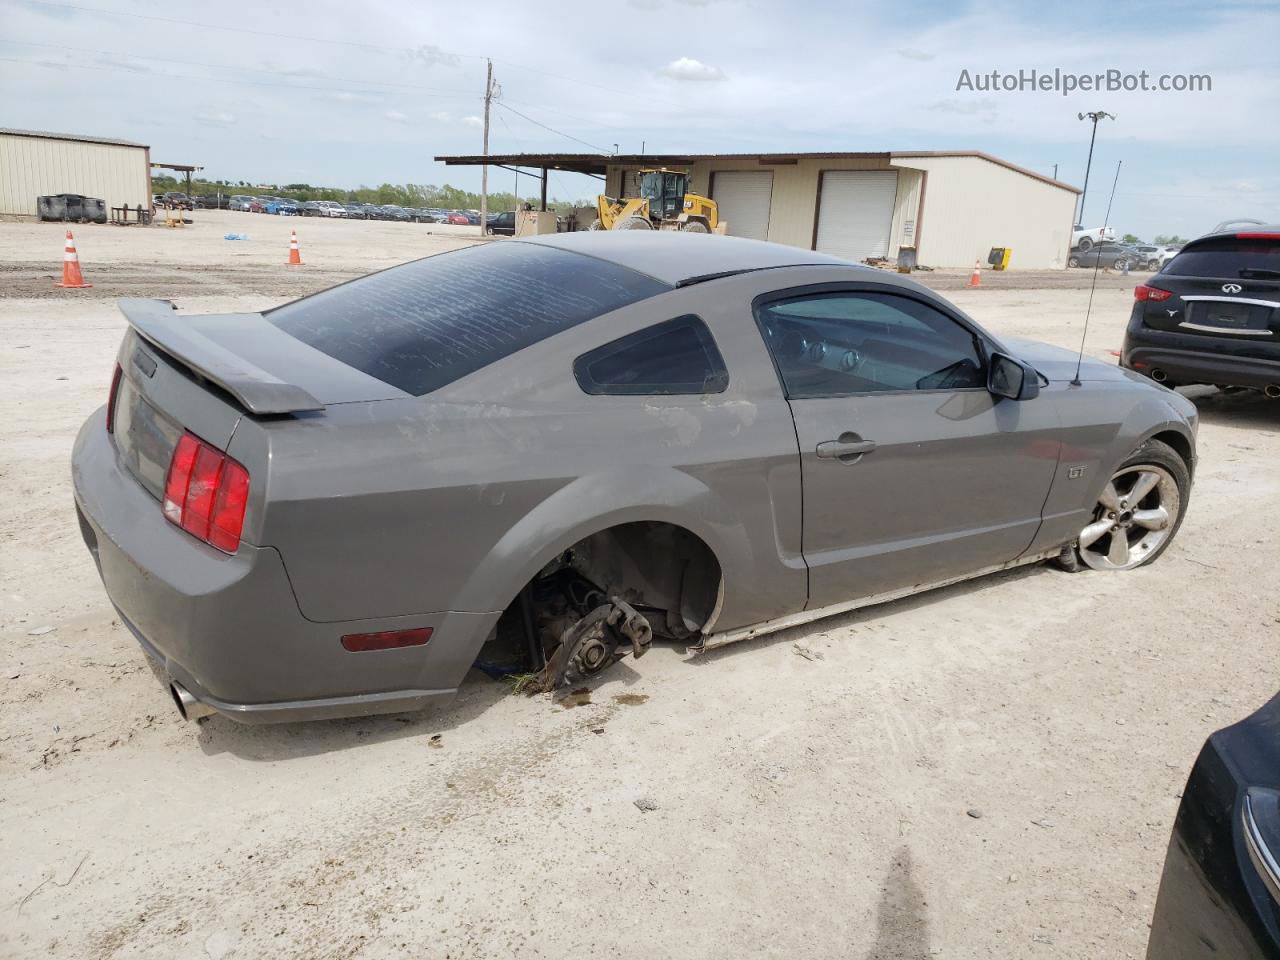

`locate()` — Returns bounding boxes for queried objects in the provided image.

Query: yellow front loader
[591,169,720,233]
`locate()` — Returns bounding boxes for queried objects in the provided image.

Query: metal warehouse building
[0,128,151,219]
[438,149,1080,269]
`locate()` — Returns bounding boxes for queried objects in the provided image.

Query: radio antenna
[1072,158,1123,386]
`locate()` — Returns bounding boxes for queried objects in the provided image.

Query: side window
[574,315,729,396]
[754,291,986,397]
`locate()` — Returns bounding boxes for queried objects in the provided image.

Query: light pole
[1077,111,1114,225]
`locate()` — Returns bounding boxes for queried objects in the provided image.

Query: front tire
[618,216,653,230]
[1059,439,1190,572]
[1077,237,1094,252]
[682,220,710,234]
[1068,256,1081,268]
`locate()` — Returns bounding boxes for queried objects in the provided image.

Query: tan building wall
[607,157,907,250]
[0,132,150,218]
[605,154,1076,269]
[890,155,1077,269]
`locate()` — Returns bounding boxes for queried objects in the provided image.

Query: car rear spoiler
[118,298,325,414]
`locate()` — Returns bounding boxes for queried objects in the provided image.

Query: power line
[0,54,477,98]
[492,101,610,153]
[15,0,485,59]
[17,0,657,107]
[2,39,475,95]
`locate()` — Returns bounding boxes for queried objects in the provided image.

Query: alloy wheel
[1078,464,1180,570]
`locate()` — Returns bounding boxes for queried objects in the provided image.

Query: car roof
[1192,223,1280,244]
[516,231,855,286]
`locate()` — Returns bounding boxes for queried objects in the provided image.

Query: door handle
[815,436,877,462]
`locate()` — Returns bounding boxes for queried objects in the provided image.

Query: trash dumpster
[80,197,107,223]
[37,195,67,221]
[38,194,107,223]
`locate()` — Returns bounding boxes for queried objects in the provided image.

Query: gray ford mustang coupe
[72,232,1198,723]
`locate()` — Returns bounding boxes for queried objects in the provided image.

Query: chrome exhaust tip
[1265,384,1280,399]
[1150,369,1167,383]
[170,682,216,722]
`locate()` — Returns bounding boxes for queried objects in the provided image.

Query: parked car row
[219,195,493,224]
[1067,241,1181,271]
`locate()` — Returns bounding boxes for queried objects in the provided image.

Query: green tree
[1121,233,1141,245]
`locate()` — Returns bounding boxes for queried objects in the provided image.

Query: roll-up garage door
[814,171,898,261]
[711,171,773,241]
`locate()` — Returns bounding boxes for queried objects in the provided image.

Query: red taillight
[105,364,123,434]
[1236,232,1280,239]
[163,434,199,524]
[209,460,250,552]
[340,627,433,653]
[1135,284,1173,302]
[162,431,250,553]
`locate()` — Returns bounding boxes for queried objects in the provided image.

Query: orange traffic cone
[57,230,92,288]
[286,230,303,266]
[967,259,981,288]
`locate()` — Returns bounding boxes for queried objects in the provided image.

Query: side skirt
[695,548,1061,653]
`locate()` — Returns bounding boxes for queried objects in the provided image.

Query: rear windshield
[1164,237,1280,279]
[267,241,670,396]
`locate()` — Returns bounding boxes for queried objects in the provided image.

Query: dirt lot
[3,211,1278,960]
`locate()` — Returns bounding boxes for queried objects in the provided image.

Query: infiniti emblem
[1222,283,1243,293]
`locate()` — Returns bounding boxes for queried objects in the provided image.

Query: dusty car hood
[1001,337,1132,383]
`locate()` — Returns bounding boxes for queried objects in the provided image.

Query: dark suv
[1121,226,1280,396]
[486,211,516,236]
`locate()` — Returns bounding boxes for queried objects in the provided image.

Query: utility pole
[480,59,493,237]
[1076,111,1114,226]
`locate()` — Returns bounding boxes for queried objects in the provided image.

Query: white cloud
[331,91,378,104]
[385,110,409,123]
[195,110,236,127]
[659,56,726,82]
[275,65,324,79]
[402,45,460,69]
[461,115,484,128]
[927,98,999,122]
[428,111,453,122]
[94,53,149,73]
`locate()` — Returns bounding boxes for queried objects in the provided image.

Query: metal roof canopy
[150,162,204,198]
[0,127,150,149]
[435,150,1080,193]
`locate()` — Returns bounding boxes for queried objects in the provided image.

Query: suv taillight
[1135,284,1173,302]
[163,432,251,553]
[106,364,123,434]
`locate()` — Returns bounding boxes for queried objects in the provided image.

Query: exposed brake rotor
[528,597,653,693]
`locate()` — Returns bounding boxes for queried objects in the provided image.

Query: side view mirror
[988,352,1041,401]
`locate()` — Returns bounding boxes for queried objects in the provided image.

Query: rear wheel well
[539,521,722,639]
[478,522,724,676]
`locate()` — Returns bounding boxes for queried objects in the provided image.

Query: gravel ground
[2,212,1278,960]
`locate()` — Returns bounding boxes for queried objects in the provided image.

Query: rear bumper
[72,407,500,723]
[1122,330,1280,390]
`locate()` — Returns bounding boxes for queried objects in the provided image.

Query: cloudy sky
[3,0,1277,239]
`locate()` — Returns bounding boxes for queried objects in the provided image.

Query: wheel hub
[1077,464,1179,571]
